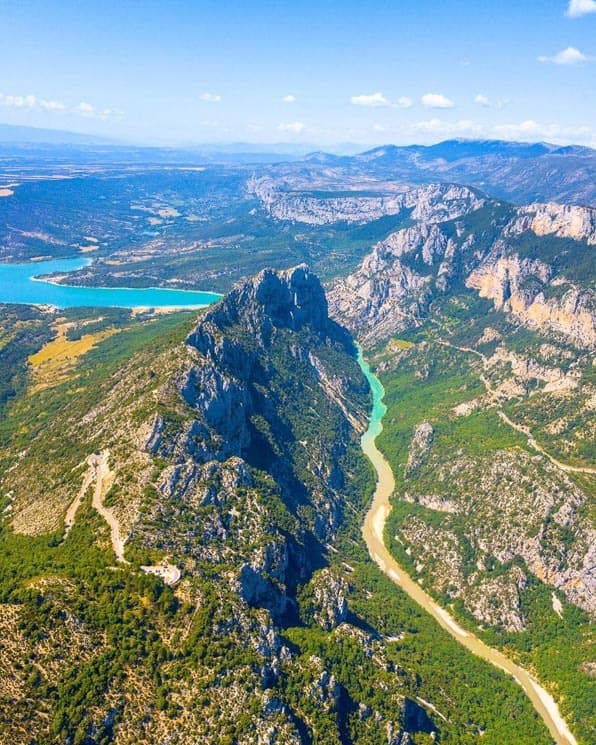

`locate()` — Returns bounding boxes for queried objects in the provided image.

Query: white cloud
[0,94,40,110]
[73,102,122,120]
[491,119,595,143]
[39,99,66,111]
[351,92,412,108]
[351,92,392,107]
[75,101,95,115]
[277,121,306,133]
[199,92,222,102]
[421,92,455,109]
[410,118,483,135]
[97,107,123,120]
[567,0,596,17]
[281,94,296,103]
[361,116,596,150]
[0,93,120,119]
[538,46,590,65]
[474,93,509,109]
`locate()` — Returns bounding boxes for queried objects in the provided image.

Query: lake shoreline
[0,257,222,309]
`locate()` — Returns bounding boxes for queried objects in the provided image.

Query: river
[0,258,220,308]
[356,348,578,745]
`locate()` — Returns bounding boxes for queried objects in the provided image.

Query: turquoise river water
[356,348,577,745]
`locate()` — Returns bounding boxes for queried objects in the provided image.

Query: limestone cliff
[329,196,595,349]
[466,253,595,348]
[328,214,490,345]
[507,202,596,245]
[251,180,485,225]
[145,265,369,620]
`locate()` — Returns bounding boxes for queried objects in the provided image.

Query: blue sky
[1,0,595,147]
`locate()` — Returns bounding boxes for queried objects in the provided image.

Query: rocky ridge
[466,253,595,348]
[250,179,485,225]
[143,265,368,619]
[329,198,595,348]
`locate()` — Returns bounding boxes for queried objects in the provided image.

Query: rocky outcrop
[405,422,434,475]
[302,568,349,630]
[144,265,370,621]
[329,191,595,349]
[465,567,528,632]
[190,264,337,350]
[467,254,596,348]
[328,221,481,344]
[400,445,595,618]
[251,180,485,225]
[507,202,596,245]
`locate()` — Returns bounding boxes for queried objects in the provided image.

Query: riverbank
[356,349,578,745]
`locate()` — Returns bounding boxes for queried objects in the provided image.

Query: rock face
[251,180,485,225]
[146,265,369,621]
[189,264,337,350]
[302,568,349,630]
[466,254,596,348]
[406,422,434,475]
[328,217,486,344]
[507,202,596,245]
[329,196,595,349]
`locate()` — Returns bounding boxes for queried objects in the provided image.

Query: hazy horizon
[1,121,595,157]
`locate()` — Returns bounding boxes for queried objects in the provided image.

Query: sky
[0,0,595,148]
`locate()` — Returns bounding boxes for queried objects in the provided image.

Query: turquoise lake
[0,259,221,308]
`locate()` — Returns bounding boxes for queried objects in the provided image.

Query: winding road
[435,337,595,476]
[89,451,128,563]
[65,450,180,584]
[356,350,578,745]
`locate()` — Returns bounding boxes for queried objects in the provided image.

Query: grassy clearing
[28,321,120,389]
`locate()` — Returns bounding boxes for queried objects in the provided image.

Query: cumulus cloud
[363,115,596,149]
[75,101,95,114]
[0,93,62,110]
[281,94,296,103]
[40,99,66,111]
[393,117,596,148]
[410,118,483,135]
[351,92,412,109]
[567,0,596,17]
[491,119,595,144]
[73,101,122,119]
[538,46,590,64]
[199,92,222,102]
[277,121,306,133]
[474,94,491,107]
[421,92,455,109]
[351,92,392,107]
[0,93,120,119]
[474,93,509,109]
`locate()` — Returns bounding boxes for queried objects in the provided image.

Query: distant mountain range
[1,124,594,205]
[303,139,596,206]
[0,123,117,146]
